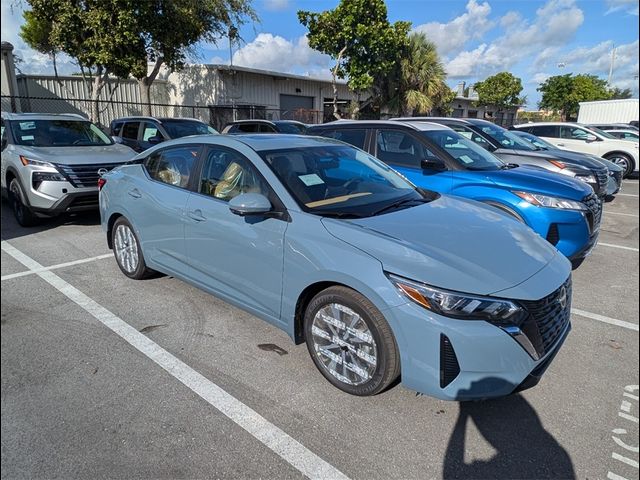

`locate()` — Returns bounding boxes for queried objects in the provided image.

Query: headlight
[513,191,587,211]
[20,155,55,168]
[387,273,524,323]
[575,174,596,184]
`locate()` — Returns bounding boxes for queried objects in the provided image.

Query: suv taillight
[97,178,107,191]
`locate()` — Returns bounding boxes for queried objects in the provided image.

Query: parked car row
[1,109,628,402]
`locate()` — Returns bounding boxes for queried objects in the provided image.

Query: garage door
[280,94,314,113]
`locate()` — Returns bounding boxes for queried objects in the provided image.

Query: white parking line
[0,240,349,480]
[1,253,112,281]
[617,193,639,198]
[598,243,640,252]
[572,308,639,332]
[605,211,638,218]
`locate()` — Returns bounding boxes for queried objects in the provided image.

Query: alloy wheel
[310,303,378,386]
[114,224,139,273]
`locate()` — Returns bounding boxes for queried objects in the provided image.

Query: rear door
[127,144,202,272]
[120,121,142,152]
[374,128,453,193]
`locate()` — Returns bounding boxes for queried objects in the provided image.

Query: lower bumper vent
[440,334,461,388]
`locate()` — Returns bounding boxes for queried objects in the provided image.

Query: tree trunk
[331,46,348,120]
[90,69,107,125]
[138,57,164,117]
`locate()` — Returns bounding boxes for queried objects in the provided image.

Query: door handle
[187,209,206,222]
[128,188,142,198]
[556,143,565,147]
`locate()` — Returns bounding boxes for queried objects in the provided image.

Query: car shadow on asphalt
[0,201,101,242]
[443,380,575,480]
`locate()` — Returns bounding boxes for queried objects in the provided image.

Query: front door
[184,146,287,321]
[374,128,453,193]
[556,125,599,155]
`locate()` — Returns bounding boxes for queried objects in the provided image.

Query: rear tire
[111,217,154,279]
[304,286,400,396]
[9,178,39,227]
[605,153,634,178]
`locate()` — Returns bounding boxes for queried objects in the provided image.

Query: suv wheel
[9,178,39,227]
[605,153,634,178]
[304,286,400,396]
[111,217,154,279]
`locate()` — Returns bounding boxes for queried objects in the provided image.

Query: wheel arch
[106,212,124,249]
[293,281,350,344]
[603,150,636,169]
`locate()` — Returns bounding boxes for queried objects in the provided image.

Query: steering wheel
[342,178,361,192]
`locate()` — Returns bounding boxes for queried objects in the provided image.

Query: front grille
[54,163,121,188]
[610,170,623,191]
[65,193,99,210]
[582,193,603,234]
[595,168,609,195]
[519,277,572,357]
[546,223,560,245]
[440,334,460,388]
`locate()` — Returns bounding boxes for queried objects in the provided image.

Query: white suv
[512,122,639,177]
[1,113,135,226]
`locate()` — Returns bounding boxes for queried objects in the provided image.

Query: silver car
[1,113,135,226]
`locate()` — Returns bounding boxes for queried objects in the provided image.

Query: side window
[142,122,164,141]
[199,148,268,202]
[122,122,140,140]
[322,129,367,149]
[449,125,492,150]
[530,125,558,137]
[560,126,589,140]
[259,124,276,133]
[144,146,200,188]
[237,123,258,133]
[1,118,7,150]
[376,129,433,167]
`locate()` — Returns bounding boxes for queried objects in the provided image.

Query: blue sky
[2,0,638,109]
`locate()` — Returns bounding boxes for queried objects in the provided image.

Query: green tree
[375,32,448,116]
[474,72,524,113]
[609,87,633,99]
[298,0,410,119]
[432,87,457,116]
[538,73,611,120]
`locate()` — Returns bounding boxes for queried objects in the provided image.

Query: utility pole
[608,44,617,86]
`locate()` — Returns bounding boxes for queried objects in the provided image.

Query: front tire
[304,286,400,396]
[605,153,634,178]
[111,217,154,279]
[9,178,39,227]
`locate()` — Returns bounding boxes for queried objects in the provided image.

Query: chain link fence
[1,95,326,131]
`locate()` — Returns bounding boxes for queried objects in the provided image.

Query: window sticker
[19,122,36,130]
[21,135,35,141]
[299,173,324,186]
[458,155,474,164]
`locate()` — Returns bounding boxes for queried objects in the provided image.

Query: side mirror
[585,134,598,142]
[229,193,272,216]
[148,135,164,145]
[111,135,123,144]
[420,157,446,170]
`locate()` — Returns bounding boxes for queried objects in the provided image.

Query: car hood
[496,147,593,171]
[532,148,608,170]
[322,195,566,297]
[17,144,136,165]
[482,166,593,199]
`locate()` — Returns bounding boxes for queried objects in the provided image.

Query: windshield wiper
[371,197,430,216]
[314,211,365,219]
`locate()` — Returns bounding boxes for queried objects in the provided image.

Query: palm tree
[376,32,448,116]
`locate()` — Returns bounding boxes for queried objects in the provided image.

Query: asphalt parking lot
[1,181,638,480]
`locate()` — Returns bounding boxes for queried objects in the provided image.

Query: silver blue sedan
[99,134,572,400]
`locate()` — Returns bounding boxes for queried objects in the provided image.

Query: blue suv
[307,121,600,269]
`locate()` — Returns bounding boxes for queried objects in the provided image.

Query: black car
[110,116,218,152]
[222,119,308,134]
[395,117,610,199]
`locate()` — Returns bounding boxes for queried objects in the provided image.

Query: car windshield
[420,130,506,170]
[161,120,217,138]
[259,144,432,217]
[10,119,113,147]
[587,126,616,139]
[275,122,306,134]
[476,123,538,151]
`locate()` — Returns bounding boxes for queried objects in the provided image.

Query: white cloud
[530,72,551,84]
[605,0,639,15]
[445,0,584,78]
[263,0,291,11]
[413,0,494,56]
[232,33,332,76]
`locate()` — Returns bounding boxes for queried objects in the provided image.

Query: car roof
[227,119,276,126]
[111,116,204,123]
[1,112,88,121]
[392,116,475,126]
[310,119,451,131]
[153,133,344,152]
[512,122,583,127]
